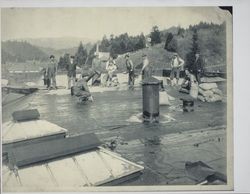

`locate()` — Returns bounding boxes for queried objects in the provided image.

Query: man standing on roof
[170,53,185,86]
[192,53,204,84]
[91,52,102,85]
[46,55,58,90]
[125,54,135,86]
[106,56,117,86]
[141,54,152,81]
[67,55,77,89]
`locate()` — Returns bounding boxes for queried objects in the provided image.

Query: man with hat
[192,52,204,84]
[170,52,185,86]
[67,55,77,89]
[141,54,152,81]
[46,55,58,89]
[105,56,117,86]
[71,77,93,103]
[125,54,135,86]
[91,52,102,85]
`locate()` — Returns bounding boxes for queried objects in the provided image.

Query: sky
[1,7,230,41]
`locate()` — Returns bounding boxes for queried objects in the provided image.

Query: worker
[125,54,135,86]
[141,54,152,80]
[192,52,204,84]
[67,55,77,89]
[91,52,102,85]
[179,68,197,94]
[42,68,48,86]
[106,56,117,86]
[71,77,93,103]
[46,55,58,90]
[170,53,185,86]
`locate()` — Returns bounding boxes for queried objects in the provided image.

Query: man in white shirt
[67,56,77,89]
[170,53,185,86]
[141,54,152,80]
[46,55,58,90]
[106,56,117,86]
[125,54,135,86]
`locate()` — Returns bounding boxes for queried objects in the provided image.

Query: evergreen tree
[58,56,65,69]
[150,26,161,45]
[164,33,174,50]
[58,53,70,70]
[166,37,178,52]
[177,27,185,37]
[185,28,199,71]
[75,42,88,67]
[110,46,118,59]
[100,35,110,52]
[137,33,146,49]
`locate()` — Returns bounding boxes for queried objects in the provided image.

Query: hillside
[2,22,226,74]
[116,22,227,73]
[39,46,77,59]
[39,42,94,59]
[2,41,48,64]
[18,37,96,50]
[115,43,172,71]
[2,40,94,65]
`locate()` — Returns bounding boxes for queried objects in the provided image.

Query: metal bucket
[182,99,194,112]
[142,77,160,123]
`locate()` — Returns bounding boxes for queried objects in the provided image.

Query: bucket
[182,99,194,112]
[142,77,160,122]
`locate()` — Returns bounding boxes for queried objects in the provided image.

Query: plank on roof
[2,120,68,145]
[10,133,102,167]
[3,147,144,191]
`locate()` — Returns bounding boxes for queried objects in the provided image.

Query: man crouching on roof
[71,77,93,103]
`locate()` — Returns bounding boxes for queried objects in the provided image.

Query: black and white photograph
[1,6,233,192]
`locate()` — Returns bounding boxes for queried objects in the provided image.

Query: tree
[100,35,110,52]
[75,42,88,67]
[110,46,118,59]
[177,27,185,37]
[166,37,177,52]
[58,53,70,70]
[58,56,65,70]
[164,33,174,50]
[150,26,161,45]
[136,33,146,49]
[97,32,147,56]
[185,28,199,71]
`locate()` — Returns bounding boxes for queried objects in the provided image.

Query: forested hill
[1,22,227,73]
[115,22,227,72]
[1,41,48,64]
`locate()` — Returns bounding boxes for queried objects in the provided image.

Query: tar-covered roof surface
[2,74,227,185]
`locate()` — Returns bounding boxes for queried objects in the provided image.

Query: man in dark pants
[91,52,102,85]
[67,56,77,89]
[170,53,185,86]
[46,55,58,89]
[179,68,197,94]
[125,54,135,86]
[141,54,152,81]
[71,78,93,102]
[193,53,204,84]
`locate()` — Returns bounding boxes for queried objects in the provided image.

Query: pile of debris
[197,83,223,102]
